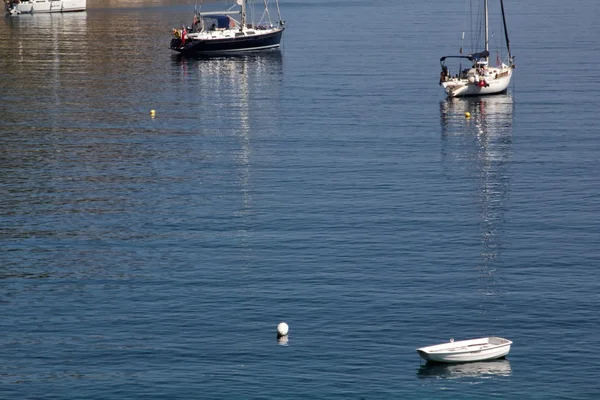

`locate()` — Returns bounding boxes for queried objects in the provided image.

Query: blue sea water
[1,0,600,398]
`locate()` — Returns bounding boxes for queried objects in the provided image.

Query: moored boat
[439,0,515,97]
[5,0,86,14]
[170,0,285,56]
[417,337,512,363]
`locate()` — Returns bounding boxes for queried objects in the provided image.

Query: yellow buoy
[465,112,471,118]
[150,110,156,117]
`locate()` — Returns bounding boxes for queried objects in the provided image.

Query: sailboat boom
[199,11,240,16]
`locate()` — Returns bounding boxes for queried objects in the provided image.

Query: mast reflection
[440,95,514,299]
[171,51,283,246]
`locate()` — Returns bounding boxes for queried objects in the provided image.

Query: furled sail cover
[469,50,490,61]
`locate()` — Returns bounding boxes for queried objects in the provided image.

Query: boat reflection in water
[418,359,512,379]
[171,49,283,80]
[440,94,514,300]
[171,48,283,271]
[170,50,283,140]
[277,335,289,346]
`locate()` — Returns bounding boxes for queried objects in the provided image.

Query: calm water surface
[1,1,600,398]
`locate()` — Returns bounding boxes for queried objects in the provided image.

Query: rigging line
[469,0,473,53]
[274,0,283,24]
[493,33,503,65]
[471,0,475,52]
[475,0,483,52]
[500,0,512,61]
[479,0,482,52]
[497,22,506,63]
[263,0,272,25]
[257,7,267,25]
[472,0,482,54]
[461,0,469,53]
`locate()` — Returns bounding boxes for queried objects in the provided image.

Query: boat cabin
[439,51,491,82]
[190,15,237,33]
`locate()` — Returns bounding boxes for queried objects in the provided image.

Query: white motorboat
[439,0,515,97]
[417,337,512,363]
[5,0,86,15]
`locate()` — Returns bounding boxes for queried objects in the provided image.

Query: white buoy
[277,322,289,337]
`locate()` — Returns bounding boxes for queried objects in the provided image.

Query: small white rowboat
[417,337,512,363]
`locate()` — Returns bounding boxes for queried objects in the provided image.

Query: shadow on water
[167,45,284,274]
[169,48,283,87]
[417,359,512,379]
[170,48,283,65]
[439,95,514,301]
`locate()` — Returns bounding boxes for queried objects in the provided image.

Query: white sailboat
[439,0,515,97]
[5,0,86,14]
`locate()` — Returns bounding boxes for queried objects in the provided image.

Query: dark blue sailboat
[170,0,285,56]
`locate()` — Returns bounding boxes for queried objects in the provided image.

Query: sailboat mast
[484,0,489,63]
[500,0,512,63]
[240,0,246,30]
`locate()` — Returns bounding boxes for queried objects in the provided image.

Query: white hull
[442,65,513,97]
[417,337,512,363]
[9,0,86,14]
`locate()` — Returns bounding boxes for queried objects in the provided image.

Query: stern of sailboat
[438,0,514,96]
